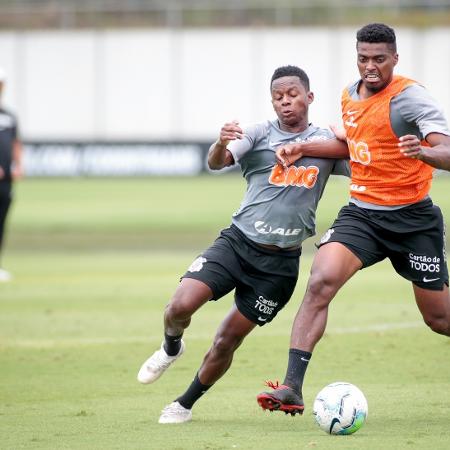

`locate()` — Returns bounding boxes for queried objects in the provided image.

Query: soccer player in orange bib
[257,23,450,415]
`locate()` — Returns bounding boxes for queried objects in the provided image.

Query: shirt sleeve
[227,123,262,163]
[391,84,450,139]
[308,127,335,141]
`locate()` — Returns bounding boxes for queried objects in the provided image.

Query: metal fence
[0,0,449,29]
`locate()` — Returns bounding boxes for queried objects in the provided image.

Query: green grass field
[1,175,450,450]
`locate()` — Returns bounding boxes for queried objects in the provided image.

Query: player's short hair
[356,23,397,52]
[271,65,310,91]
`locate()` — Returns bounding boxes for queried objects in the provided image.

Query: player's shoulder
[397,82,429,99]
[305,124,334,141]
[242,120,270,139]
[0,107,17,128]
[343,80,360,99]
[392,81,440,110]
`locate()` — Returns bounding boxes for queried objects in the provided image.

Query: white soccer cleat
[158,401,192,424]
[137,340,185,384]
[0,268,12,282]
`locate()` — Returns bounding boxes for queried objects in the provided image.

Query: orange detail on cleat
[256,380,304,416]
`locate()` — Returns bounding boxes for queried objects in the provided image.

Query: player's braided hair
[356,23,397,52]
[271,65,310,91]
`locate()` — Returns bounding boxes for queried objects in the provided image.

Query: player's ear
[307,91,314,104]
[393,53,399,66]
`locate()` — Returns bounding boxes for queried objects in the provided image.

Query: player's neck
[278,119,309,134]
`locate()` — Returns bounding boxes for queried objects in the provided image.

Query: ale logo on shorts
[188,256,207,273]
[320,228,334,244]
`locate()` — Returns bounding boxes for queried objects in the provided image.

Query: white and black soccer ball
[313,382,368,435]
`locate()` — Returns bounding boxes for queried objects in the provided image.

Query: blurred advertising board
[23,142,211,176]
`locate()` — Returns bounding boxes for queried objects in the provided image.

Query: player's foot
[0,268,12,282]
[257,380,304,416]
[137,340,185,384]
[158,401,192,424]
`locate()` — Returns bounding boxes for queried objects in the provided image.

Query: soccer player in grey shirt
[136,65,349,423]
[258,23,450,417]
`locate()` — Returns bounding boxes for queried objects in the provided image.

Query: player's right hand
[276,143,303,167]
[217,120,243,147]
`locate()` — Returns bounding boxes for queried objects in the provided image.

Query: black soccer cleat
[256,380,304,415]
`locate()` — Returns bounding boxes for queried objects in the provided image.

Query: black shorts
[318,198,449,290]
[182,225,301,326]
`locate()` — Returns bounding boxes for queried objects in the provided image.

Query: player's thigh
[181,234,238,302]
[413,283,450,322]
[235,255,299,327]
[310,242,363,289]
[169,278,215,316]
[318,204,386,271]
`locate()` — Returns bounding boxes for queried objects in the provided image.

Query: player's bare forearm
[301,138,349,159]
[208,120,241,170]
[276,139,349,167]
[400,133,450,171]
[416,145,450,171]
[208,142,233,170]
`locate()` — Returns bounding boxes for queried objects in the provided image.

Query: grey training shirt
[227,119,349,248]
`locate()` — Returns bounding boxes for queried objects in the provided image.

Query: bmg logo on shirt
[269,163,319,189]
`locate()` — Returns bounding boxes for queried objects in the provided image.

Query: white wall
[0,27,449,141]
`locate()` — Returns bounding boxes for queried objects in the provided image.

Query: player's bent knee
[212,334,241,356]
[305,271,339,304]
[164,299,193,322]
[423,314,450,336]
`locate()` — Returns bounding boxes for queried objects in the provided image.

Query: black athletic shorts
[182,224,301,326]
[318,198,449,290]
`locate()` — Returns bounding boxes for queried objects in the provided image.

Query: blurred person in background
[136,65,349,424]
[0,67,23,282]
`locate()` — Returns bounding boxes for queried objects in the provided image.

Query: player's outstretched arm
[400,133,450,171]
[208,120,242,170]
[276,138,349,167]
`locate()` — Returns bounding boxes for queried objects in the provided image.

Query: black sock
[163,332,183,356]
[176,373,212,409]
[282,348,312,394]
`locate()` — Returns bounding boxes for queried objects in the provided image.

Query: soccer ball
[313,382,368,435]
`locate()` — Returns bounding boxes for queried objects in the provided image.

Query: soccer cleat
[137,340,185,384]
[0,268,12,282]
[158,401,192,424]
[257,380,304,415]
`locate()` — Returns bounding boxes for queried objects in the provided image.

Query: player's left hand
[275,143,303,167]
[398,134,423,159]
